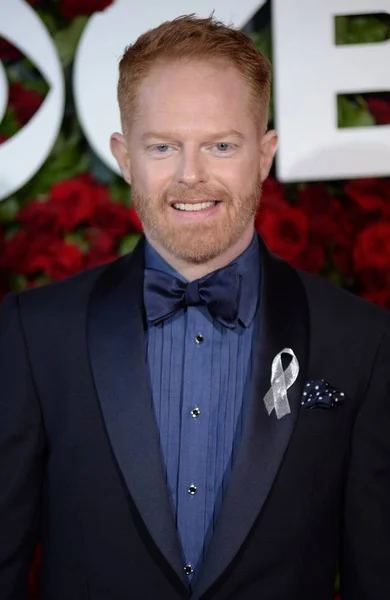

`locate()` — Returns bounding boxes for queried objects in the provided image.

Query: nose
[176,147,209,187]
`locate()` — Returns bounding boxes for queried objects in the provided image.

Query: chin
[167,231,237,264]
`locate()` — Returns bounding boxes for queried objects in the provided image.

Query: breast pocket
[293,404,350,438]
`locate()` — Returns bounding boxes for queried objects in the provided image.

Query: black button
[188,484,197,495]
[184,564,193,575]
[195,334,204,344]
[191,407,201,418]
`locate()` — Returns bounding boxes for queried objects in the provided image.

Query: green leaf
[0,107,20,137]
[36,10,58,38]
[0,197,20,223]
[67,116,84,148]
[338,96,376,128]
[49,144,84,172]
[325,268,344,287]
[11,275,29,291]
[109,177,130,205]
[20,79,50,95]
[64,233,89,252]
[54,17,89,68]
[118,234,141,256]
[31,275,52,287]
[15,146,89,204]
[335,15,390,45]
[334,569,340,592]
[251,27,272,60]
[89,150,114,185]
[335,16,348,45]
[251,27,274,124]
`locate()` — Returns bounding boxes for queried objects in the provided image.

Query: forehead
[131,59,253,136]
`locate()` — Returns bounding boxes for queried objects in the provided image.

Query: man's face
[112,59,277,264]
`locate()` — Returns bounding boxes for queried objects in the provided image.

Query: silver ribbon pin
[263,348,299,419]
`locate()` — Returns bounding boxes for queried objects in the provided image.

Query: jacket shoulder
[8,256,128,316]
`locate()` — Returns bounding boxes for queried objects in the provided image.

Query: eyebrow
[141,129,245,142]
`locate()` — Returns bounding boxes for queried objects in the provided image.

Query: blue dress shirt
[144,234,260,579]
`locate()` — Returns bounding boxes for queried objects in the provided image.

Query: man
[0,14,389,600]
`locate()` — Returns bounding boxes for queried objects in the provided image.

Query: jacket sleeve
[0,293,45,599]
[341,316,390,599]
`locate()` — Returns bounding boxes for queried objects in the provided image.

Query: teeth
[173,201,216,211]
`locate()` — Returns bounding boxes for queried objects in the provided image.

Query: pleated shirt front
[144,234,260,578]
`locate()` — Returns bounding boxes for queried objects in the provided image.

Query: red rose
[60,0,113,19]
[297,184,331,218]
[344,178,390,213]
[291,240,325,274]
[28,543,42,600]
[0,228,10,301]
[127,206,143,233]
[0,134,9,145]
[84,228,116,256]
[326,198,371,278]
[357,269,390,311]
[1,231,51,275]
[18,200,62,237]
[332,244,354,278]
[333,198,374,247]
[260,177,288,211]
[84,227,120,268]
[362,290,390,310]
[353,223,390,271]
[358,268,390,293]
[0,230,30,273]
[0,231,84,280]
[367,97,390,125]
[0,273,10,303]
[50,177,98,231]
[89,189,140,238]
[256,201,309,262]
[85,252,119,269]
[0,39,21,61]
[297,184,339,242]
[27,240,85,280]
[8,82,44,126]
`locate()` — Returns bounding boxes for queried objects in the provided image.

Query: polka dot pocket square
[301,379,347,409]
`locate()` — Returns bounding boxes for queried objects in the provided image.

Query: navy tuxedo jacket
[0,236,389,600]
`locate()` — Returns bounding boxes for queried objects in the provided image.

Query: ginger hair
[117,14,272,135]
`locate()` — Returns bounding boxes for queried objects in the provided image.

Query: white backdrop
[0,0,389,201]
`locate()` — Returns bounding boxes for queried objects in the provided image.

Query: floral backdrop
[1,1,390,597]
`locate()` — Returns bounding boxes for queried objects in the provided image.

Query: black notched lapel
[192,237,310,598]
[87,234,310,598]
[87,238,189,591]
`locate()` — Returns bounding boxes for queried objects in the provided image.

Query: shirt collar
[144,232,260,328]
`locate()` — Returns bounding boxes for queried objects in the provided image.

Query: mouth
[171,200,219,212]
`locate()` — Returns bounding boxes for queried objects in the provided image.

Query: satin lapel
[87,238,188,590]
[193,238,310,599]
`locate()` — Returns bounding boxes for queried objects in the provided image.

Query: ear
[110,132,131,184]
[259,129,278,181]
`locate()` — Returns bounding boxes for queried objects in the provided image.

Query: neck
[145,225,255,281]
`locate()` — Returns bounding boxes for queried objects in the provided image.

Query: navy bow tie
[144,263,241,329]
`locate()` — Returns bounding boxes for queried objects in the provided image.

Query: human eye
[210,142,236,156]
[216,143,231,152]
[155,144,171,153]
[146,143,175,158]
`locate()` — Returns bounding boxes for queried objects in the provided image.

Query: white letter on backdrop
[273,0,390,182]
[0,0,64,201]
